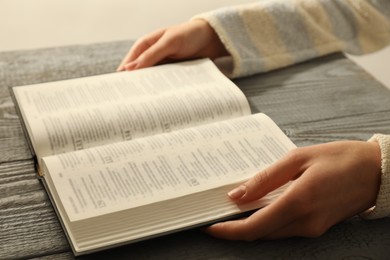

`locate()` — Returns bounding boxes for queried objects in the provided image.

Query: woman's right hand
[117,19,228,71]
[206,140,382,240]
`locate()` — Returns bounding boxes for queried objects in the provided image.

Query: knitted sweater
[195,0,390,219]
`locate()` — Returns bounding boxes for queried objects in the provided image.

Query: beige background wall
[1,0,389,89]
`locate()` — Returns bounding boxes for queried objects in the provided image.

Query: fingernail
[116,65,123,72]
[228,185,246,200]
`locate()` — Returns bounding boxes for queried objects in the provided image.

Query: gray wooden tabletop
[1,41,390,259]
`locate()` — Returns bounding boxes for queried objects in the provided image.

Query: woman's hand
[206,140,382,240]
[117,19,228,71]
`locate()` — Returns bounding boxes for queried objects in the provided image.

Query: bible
[11,58,296,255]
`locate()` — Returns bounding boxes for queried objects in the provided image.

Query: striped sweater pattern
[195,0,390,219]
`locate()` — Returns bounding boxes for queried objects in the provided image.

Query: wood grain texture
[237,54,390,146]
[1,41,390,259]
[0,160,70,259]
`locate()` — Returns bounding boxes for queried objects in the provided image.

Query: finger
[206,191,300,241]
[228,149,306,203]
[117,44,140,72]
[116,29,165,71]
[263,216,328,239]
[126,35,177,70]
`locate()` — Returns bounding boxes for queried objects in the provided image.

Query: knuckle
[252,169,270,186]
[159,36,174,47]
[283,189,315,217]
[160,30,181,47]
[284,147,305,165]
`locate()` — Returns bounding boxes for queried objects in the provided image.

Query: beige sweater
[195,0,390,219]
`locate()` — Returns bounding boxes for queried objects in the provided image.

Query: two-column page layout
[11,59,296,255]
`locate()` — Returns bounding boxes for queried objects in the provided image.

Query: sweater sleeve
[193,0,390,78]
[361,134,390,219]
[195,0,390,219]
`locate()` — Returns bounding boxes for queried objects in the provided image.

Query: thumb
[228,150,305,203]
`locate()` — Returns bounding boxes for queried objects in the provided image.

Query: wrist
[361,134,390,219]
[191,18,229,59]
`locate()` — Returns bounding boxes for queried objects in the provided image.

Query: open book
[11,59,296,255]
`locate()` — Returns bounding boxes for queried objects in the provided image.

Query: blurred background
[1,0,389,89]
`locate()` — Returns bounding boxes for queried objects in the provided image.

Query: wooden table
[1,41,390,259]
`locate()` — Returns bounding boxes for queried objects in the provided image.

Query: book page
[43,113,296,222]
[12,59,250,160]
